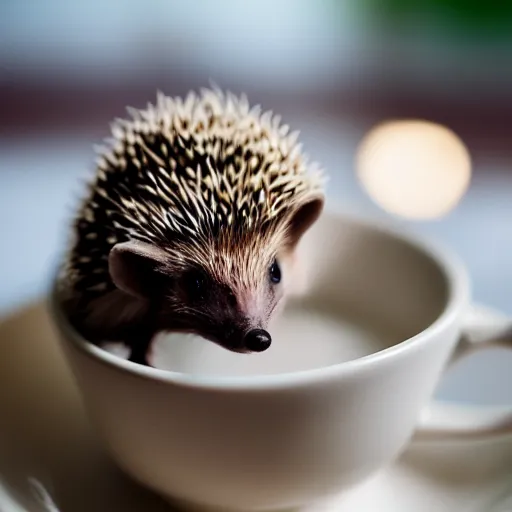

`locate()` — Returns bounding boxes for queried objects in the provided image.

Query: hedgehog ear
[286,196,324,248]
[109,240,169,299]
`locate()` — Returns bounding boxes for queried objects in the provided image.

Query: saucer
[306,436,512,512]
[0,300,511,512]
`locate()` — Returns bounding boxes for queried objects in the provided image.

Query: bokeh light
[356,120,472,220]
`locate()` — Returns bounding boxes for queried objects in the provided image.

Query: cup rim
[49,207,471,391]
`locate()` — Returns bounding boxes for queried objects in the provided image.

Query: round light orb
[356,120,472,220]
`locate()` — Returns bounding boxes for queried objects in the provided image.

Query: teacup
[48,209,512,511]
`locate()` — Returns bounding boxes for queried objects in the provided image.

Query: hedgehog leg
[126,331,153,367]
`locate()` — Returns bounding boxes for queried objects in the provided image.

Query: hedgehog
[57,87,326,367]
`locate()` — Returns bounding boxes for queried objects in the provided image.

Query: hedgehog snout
[215,322,271,353]
[243,329,272,353]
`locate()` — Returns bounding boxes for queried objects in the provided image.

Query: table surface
[1,108,511,407]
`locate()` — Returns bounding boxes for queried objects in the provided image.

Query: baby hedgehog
[58,87,325,366]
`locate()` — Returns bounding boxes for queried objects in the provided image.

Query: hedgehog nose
[244,329,272,352]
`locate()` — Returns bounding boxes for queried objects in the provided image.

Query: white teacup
[49,209,512,511]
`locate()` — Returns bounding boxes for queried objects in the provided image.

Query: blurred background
[1,0,512,403]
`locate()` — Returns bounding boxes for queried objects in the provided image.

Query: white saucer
[307,436,512,512]
[0,300,511,512]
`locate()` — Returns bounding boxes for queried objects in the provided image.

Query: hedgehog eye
[183,269,207,299]
[269,259,281,284]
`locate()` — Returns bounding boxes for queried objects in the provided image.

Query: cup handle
[415,303,512,441]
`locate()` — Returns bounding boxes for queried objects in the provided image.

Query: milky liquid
[131,306,401,377]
